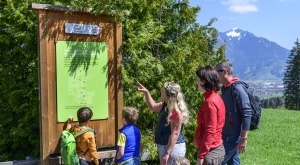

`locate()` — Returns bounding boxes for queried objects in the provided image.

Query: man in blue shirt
[215,62,252,165]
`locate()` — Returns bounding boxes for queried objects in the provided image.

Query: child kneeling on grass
[116,107,141,165]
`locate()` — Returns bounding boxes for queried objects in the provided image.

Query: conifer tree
[283,40,300,110]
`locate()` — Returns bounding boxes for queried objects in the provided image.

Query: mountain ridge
[217,28,290,81]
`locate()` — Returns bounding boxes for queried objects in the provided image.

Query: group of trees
[0,0,40,161]
[260,97,283,109]
[0,0,225,163]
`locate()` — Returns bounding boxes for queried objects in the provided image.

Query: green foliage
[0,0,80,161]
[241,109,300,164]
[283,40,300,110]
[0,0,41,161]
[0,0,225,162]
[109,1,225,163]
[140,131,158,161]
[261,97,284,109]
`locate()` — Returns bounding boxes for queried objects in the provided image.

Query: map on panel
[56,41,108,122]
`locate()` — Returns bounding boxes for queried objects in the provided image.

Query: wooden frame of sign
[30,3,122,165]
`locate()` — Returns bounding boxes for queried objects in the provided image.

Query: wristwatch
[241,137,248,141]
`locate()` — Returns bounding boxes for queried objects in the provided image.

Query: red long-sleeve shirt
[194,90,225,159]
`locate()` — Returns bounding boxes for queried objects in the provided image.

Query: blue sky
[190,0,300,49]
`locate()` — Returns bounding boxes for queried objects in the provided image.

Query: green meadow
[241,109,300,164]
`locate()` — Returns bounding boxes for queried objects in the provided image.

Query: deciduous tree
[0,0,225,162]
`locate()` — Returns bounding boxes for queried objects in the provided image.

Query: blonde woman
[137,82,189,165]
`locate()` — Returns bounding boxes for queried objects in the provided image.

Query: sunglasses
[217,69,224,72]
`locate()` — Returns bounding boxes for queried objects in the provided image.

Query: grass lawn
[241,109,300,164]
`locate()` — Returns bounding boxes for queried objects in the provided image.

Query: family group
[65,62,252,165]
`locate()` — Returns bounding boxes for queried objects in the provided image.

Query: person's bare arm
[65,117,73,130]
[137,82,163,112]
[160,118,182,165]
[117,146,124,159]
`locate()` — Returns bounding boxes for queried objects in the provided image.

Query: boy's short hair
[122,107,138,124]
[77,107,93,123]
[175,156,190,165]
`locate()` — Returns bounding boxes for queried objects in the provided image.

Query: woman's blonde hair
[163,82,189,125]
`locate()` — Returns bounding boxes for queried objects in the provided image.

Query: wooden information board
[30,3,122,165]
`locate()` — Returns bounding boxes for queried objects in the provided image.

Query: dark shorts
[79,159,96,165]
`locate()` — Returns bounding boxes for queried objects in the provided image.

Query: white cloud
[229,4,258,13]
[221,0,259,14]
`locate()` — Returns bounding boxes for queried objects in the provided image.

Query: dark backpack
[231,81,262,130]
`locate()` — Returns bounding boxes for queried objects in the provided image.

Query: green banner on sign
[56,41,108,122]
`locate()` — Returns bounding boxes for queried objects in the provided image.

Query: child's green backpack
[60,128,94,165]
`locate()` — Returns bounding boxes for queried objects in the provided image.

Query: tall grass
[241,109,300,164]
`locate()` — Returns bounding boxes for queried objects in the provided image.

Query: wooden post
[30,3,122,165]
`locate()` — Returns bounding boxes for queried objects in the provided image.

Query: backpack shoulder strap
[230,83,237,113]
[73,128,94,138]
[230,81,246,113]
[68,126,74,133]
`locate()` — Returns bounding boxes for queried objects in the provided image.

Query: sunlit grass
[241,109,300,164]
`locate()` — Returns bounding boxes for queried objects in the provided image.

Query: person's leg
[87,161,96,165]
[222,136,240,165]
[204,145,225,165]
[79,159,91,165]
[121,159,134,165]
[226,137,240,165]
[222,137,232,165]
[133,157,141,165]
[158,143,186,165]
[169,143,186,165]
[217,145,226,164]
[158,144,168,164]
[228,152,240,165]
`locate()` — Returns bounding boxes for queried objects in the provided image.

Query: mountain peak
[226,27,241,38]
[217,28,290,81]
